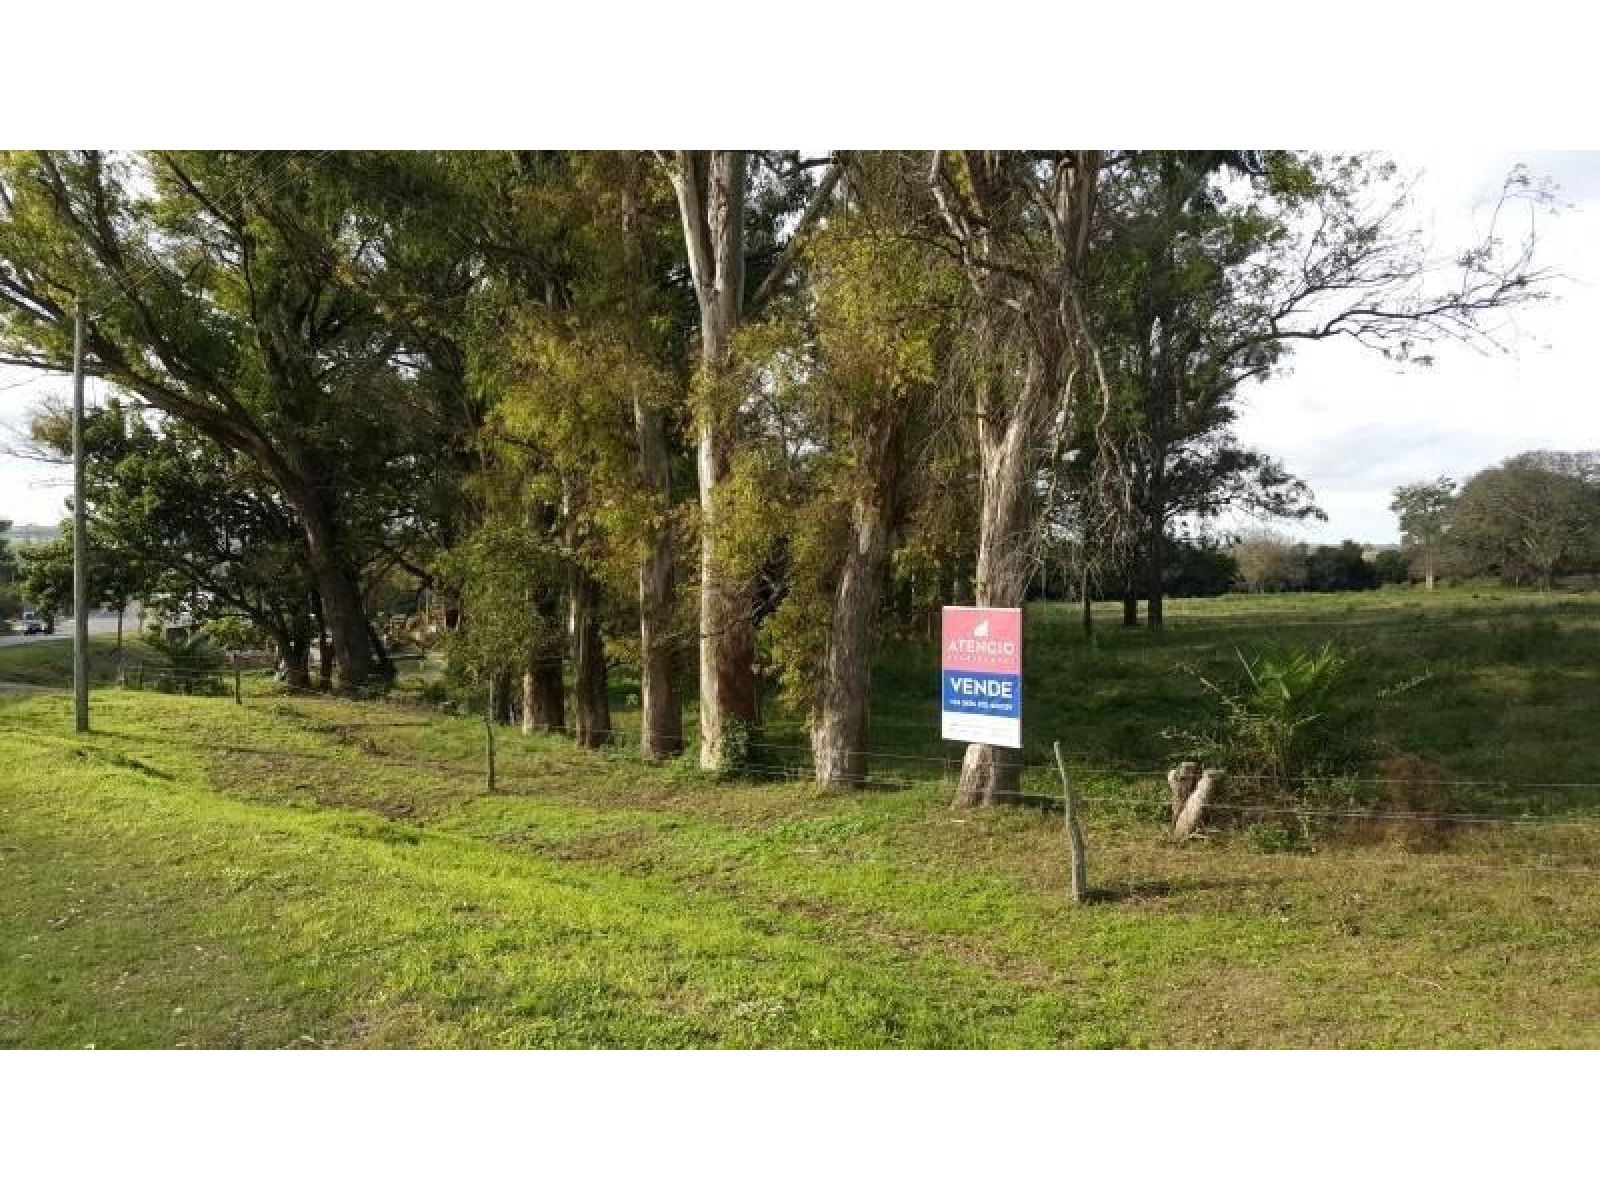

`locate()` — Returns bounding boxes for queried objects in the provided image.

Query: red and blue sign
[941,606,1022,748]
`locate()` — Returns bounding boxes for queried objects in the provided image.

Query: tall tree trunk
[272,625,313,691]
[1121,581,1140,628]
[568,567,612,748]
[1144,450,1168,629]
[812,417,903,788]
[1146,515,1166,631]
[619,162,684,762]
[291,484,386,693]
[668,150,760,770]
[309,588,333,690]
[634,396,683,761]
[1080,565,1094,637]
[521,650,565,735]
[954,361,1052,807]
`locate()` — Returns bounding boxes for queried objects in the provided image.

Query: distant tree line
[1391,451,1600,589]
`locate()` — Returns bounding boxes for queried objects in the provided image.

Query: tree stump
[1168,760,1201,822]
[1172,769,1223,841]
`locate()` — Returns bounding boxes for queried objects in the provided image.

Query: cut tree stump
[1172,769,1223,841]
[1168,760,1201,822]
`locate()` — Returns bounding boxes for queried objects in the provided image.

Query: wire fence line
[222,682,1600,825]
[9,667,1600,825]
[9,672,1600,884]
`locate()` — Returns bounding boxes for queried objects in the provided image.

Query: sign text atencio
[940,605,1022,749]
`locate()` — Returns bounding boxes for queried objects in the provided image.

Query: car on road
[19,610,44,635]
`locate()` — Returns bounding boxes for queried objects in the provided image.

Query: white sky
[3,150,1597,542]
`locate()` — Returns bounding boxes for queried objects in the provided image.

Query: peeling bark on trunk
[812,418,903,787]
[953,365,1050,807]
[928,151,1103,809]
[668,150,760,770]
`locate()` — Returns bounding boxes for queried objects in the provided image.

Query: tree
[928,150,1108,806]
[1091,152,1548,629]
[1372,548,1411,585]
[0,151,439,690]
[1449,458,1600,588]
[0,519,18,620]
[15,524,146,640]
[1390,477,1456,589]
[754,154,961,787]
[1163,536,1240,597]
[660,151,844,770]
[1305,541,1378,592]
[1233,529,1306,593]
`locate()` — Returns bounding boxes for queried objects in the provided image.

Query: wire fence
[7,665,1600,884]
[13,661,1600,824]
[146,671,1600,827]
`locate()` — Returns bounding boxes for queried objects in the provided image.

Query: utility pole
[71,297,89,733]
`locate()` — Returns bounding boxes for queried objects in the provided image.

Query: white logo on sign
[972,618,990,638]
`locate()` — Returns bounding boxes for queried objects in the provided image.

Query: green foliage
[1372,548,1412,585]
[434,517,561,689]
[1162,538,1239,597]
[1169,643,1372,792]
[1305,541,1378,592]
[1447,456,1600,587]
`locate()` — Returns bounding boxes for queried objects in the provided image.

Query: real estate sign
[940,605,1022,749]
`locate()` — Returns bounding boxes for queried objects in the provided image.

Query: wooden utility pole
[71,298,89,734]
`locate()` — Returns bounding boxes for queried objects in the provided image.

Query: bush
[1169,642,1372,793]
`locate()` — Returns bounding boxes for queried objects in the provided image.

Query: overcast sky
[3,150,1597,541]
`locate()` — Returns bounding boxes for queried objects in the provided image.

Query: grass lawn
[4,586,1600,1048]
[0,633,165,689]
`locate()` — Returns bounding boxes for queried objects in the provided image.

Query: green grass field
[3,588,1598,1048]
[0,634,165,689]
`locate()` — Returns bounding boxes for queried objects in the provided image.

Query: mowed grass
[4,585,1600,1047]
[0,634,165,689]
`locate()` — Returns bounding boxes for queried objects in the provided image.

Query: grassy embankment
[2,588,1598,1048]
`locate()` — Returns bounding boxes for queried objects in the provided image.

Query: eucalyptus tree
[927,150,1110,806]
[1085,151,1548,629]
[775,153,962,787]
[659,151,844,770]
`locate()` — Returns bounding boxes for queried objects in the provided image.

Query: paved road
[0,611,138,651]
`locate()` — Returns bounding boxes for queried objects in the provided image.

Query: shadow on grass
[1085,878,1234,905]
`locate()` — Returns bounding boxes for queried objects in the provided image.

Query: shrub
[1168,642,1372,793]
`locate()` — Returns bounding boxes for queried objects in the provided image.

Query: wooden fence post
[483,678,497,793]
[1053,741,1088,905]
[234,667,243,706]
